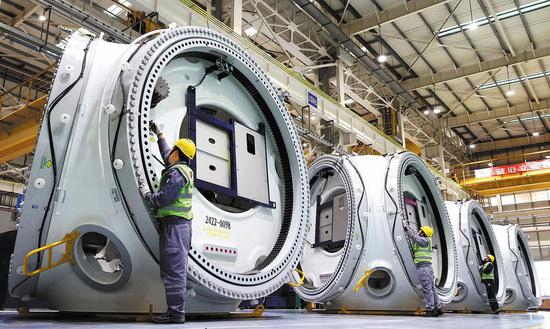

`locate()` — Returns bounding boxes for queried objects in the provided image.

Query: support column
[438,142,447,175]
[231,0,242,35]
[213,0,223,21]
[399,110,406,148]
[336,60,345,105]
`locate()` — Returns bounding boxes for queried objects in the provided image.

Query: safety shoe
[424,310,438,317]
[436,308,444,316]
[153,313,186,324]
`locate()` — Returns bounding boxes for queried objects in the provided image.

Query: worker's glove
[139,182,150,196]
[149,121,161,136]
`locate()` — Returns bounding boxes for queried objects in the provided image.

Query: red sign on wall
[475,159,550,178]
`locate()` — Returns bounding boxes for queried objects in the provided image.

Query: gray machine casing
[293,153,458,312]
[445,200,506,312]
[492,224,541,311]
[8,27,309,314]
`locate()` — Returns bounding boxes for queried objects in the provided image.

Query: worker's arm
[144,169,187,208]
[157,136,172,166]
[405,225,429,247]
[149,121,171,166]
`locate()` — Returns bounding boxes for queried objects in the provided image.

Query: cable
[191,69,209,88]
[12,37,93,295]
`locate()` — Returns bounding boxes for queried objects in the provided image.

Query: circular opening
[517,232,537,296]
[453,281,468,302]
[137,44,300,284]
[470,208,500,293]
[74,231,126,287]
[401,163,448,288]
[366,269,393,297]
[505,288,516,304]
[299,164,352,293]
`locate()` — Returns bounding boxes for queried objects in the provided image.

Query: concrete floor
[0,309,548,328]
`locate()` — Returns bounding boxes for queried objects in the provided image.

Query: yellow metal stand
[288,268,305,287]
[22,231,79,276]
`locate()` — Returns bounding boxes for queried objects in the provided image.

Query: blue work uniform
[144,137,192,318]
[406,226,441,311]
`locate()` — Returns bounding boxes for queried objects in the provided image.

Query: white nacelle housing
[492,224,541,311]
[292,153,458,312]
[8,27,309,314]
[445,200,506,312]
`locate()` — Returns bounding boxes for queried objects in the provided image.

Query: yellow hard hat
[174,138,196,160]
[420,226,433,237]
[487,254,495,262]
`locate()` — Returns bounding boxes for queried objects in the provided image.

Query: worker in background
[405,225,443,317]
[480,254,499,314]
[140,121,196,324]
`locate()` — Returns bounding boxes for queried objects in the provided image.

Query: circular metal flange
[508,224,540,306]
[122,27,309,300]
[293,155,364,302]
[385,152,458,304]
[452,200,506,304]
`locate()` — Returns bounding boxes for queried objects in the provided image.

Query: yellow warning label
[204,226,230,240]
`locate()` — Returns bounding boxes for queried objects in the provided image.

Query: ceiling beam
[0,21,61,58]
[444,99,550,128]
[0,179,25,194]
[341,0,452,36]
[472,133,550,153]
[11,4,41,27]
[402,44,550,91]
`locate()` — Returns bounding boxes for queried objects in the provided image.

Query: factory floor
[0,309,548,328]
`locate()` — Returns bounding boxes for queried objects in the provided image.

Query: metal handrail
[22,231,79,276]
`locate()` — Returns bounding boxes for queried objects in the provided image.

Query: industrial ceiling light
[505,66,515,97]
[38,14,47,22]
[377,54,387,63]
[343,98,355,105]
[467,0,478,31]
[244,26,257,36]
[533,132,540,136]
[376,24,387,63]
[423,109,430,115]
[433,106,442,114]
[437,0,550,38]
[360,46,367,52]
[469,144,476,149]
[9,27,309,315]
[488,162,493,167]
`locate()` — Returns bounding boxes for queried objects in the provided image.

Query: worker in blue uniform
[480,254,499,314]
[140,121,195,324]
[405,225,443,317]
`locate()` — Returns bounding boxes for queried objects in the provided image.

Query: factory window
[106,0,131,17]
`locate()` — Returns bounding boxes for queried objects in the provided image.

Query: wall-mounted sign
[474,159,550,178]
[307,91,317,109]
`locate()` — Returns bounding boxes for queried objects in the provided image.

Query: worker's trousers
[159,219,192,317]
[417,263,440,311]
[483,281,499,313]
